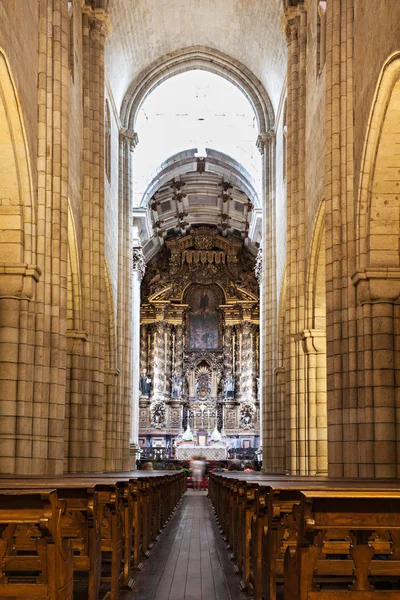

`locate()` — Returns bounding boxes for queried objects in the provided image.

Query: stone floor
[124,490,248,600]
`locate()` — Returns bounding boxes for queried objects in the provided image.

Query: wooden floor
[124,490,248,600]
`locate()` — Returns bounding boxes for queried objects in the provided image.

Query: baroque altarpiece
[138,227,260,458]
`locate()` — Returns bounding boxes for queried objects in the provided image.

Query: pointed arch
[67,202,83,331]
[306,198,326,330]
[357,52,400,270]
[301,198,327,475]
[0,48,35,264]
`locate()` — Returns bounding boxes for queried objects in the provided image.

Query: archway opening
[133,70,262,206]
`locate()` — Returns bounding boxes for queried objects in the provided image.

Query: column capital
[82,5,111,36]
[0,264,41,300]
[120,128,139,150]
[132,247,146,281]
[300,329,326,354]
[256,130,275,154]
[281,7,301,43]
[351,268,400,304]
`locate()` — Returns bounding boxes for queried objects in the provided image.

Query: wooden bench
[0,488,73,600]
[209,473,400,600]
[284,490,400,599]
[0,471,185,600]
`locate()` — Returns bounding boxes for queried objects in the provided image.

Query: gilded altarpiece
[138,228,260,456]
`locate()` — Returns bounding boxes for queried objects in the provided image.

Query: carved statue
[223,375,235,398]
[140,374,151,397]
[171,376,183,399]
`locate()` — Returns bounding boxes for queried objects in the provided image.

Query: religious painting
[189,287,219,349]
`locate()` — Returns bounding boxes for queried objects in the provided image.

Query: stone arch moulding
[356,51,400,273]
[140,148,260,209]
[67,201,83,332]
[0,48,36,267]
[120,46,275,135]
[305,197,325,330]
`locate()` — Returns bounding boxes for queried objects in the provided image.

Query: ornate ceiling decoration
[133,149,262,261]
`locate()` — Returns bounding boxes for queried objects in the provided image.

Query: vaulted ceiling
[105,0,287,115]
[134,149,262,261]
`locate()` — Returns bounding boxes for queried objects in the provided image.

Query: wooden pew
[284,490,400,599]
[0,471,185,600]
[209,473,400,600]
[0,489,73,600]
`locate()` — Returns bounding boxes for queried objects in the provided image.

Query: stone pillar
[324,0,356,476]
[301,329,328,475]
[78,4,109,472]
[274,366,286,471]
[351,272,400,478]
[257,130,278,471]
[0,0,69,474]
[283,5,308,475]
[117,128,138,470]
[129,247,145,468]
[0,267,41,473]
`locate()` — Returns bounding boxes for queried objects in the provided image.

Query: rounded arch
[0,48,35,264]
[120,46,274,134]
[357,51,400,269]
[182,281,227,306]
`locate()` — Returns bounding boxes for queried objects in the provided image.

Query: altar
[137,227,260,456]
[175,445,227,461]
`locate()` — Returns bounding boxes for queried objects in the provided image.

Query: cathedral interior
[0,0,400,598]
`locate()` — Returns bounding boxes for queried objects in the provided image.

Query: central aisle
[125,490,248,600]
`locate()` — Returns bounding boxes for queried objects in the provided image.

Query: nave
[126,491,247,600]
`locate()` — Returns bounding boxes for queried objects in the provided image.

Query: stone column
[257,130,278,471]
[73,4,110,472]
[129,247,145,467]
[301,329,328,475]
[117,128,138,470]
[351,272,400,478]
[274,366,286,471]
[0,0,69,474]
[283,5,308,475]
[324,0,356,476]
